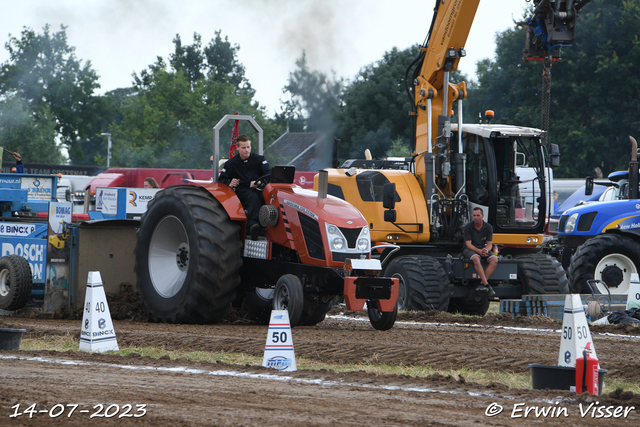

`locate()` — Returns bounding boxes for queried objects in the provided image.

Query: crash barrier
[499,294,628,320]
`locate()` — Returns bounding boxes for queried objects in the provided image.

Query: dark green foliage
[466,0,640,177]
[0,96,62,164]
[112,32,277,168]
[0,25,99,163]
[336,46,419,160]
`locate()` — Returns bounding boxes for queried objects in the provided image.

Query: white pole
[101,133,112,168]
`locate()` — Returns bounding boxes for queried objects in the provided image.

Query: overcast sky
[0,0,530,115]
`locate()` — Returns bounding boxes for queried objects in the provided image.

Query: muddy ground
[2,299,640,426]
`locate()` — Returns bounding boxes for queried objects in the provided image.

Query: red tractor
[134,115,399,330]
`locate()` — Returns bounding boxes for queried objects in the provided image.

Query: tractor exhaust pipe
[318,170,328,199]
[630,136,638,200]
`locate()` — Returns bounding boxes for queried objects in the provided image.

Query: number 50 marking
[272,332,287,343]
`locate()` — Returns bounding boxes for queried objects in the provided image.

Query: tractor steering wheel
[254,172,271,191]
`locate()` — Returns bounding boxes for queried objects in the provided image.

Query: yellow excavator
[318,0,590,314]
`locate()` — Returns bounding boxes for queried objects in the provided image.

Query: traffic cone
[626,273,640,309]
[79,271,119,353]
[262,310,296,372]
[558,294,597,368]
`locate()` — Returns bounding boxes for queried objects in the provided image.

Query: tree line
[0,0,637,177]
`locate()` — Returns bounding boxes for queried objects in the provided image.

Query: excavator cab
[456,126,547,237]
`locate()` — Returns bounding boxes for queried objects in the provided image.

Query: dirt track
[2,310,640,426]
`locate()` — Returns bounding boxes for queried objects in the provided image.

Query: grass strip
[19,334,640,394]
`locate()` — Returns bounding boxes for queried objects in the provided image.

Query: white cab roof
[451,123,543,138]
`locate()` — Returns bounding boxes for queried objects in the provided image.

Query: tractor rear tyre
[0,255,32,311]
[272,274,304,327]
[383,255,449,311]
[135,186,242,323]
[517,254,570,294]
[299,295,334,326]
[242,288,275,323]
[568,233,640,294]
[367,300,397,330]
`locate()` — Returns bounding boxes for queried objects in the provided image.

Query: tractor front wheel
[272,274,304,327]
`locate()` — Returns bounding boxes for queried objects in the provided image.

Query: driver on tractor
[219,134,271,239]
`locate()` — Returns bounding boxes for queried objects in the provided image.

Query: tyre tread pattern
[385,255,449,311]
[298,297,333,326]
[567,233,640,293]
[367,303,397,330]
[242,291,272,324]
[448,297,490,316]
[135,186,242,324]
[0,255,32,311]
[517,253,569,294]
[274,274,304,327]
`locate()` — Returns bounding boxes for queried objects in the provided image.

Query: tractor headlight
[332,237,345,251]
[565,213,578,233]
[357,238,369,251]
[357,226,371,252]
[326,223,346,251]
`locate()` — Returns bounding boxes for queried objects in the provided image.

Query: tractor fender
[603,227,640,241]
[198,181,246,221]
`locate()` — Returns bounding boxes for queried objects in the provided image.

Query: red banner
[230,112,239,158]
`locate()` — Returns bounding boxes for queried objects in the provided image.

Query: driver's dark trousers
[236,187,265,231]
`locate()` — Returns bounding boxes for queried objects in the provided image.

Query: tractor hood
[558,199,640,236]
[276,187,368,228]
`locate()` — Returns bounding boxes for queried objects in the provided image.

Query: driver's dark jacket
[218,153,270,189]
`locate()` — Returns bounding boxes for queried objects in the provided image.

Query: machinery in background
[318,0,592,315]
[556,137,640,295]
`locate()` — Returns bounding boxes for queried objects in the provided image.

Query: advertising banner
[44,202,73,312]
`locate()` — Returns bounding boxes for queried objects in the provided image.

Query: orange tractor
[135,115,398,329]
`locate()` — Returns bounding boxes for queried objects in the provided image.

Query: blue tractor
[556,136,640,294]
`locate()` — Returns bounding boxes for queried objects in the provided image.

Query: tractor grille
[298,212,325,260]
[339,227,361,248]
[558,215,568,233]
[332,252,367,262]
[578,212,597,232]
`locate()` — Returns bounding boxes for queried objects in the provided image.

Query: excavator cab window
[462,132,545,233]
[494,136,545,231]
[463,134,490,206]
[355,171,401,203]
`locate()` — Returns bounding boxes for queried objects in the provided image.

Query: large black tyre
[299,295,334,326]
[516,254,570,294]
[568,233,640,294]
[242,288,274,323]
[0,255,32,311]
[135,186,242,323]
[367,300,397,330]
[383,255,449,311]
[448,297,490,316]
[272,274,304,327]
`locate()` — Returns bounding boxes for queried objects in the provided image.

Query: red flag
[230,112,239,158]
